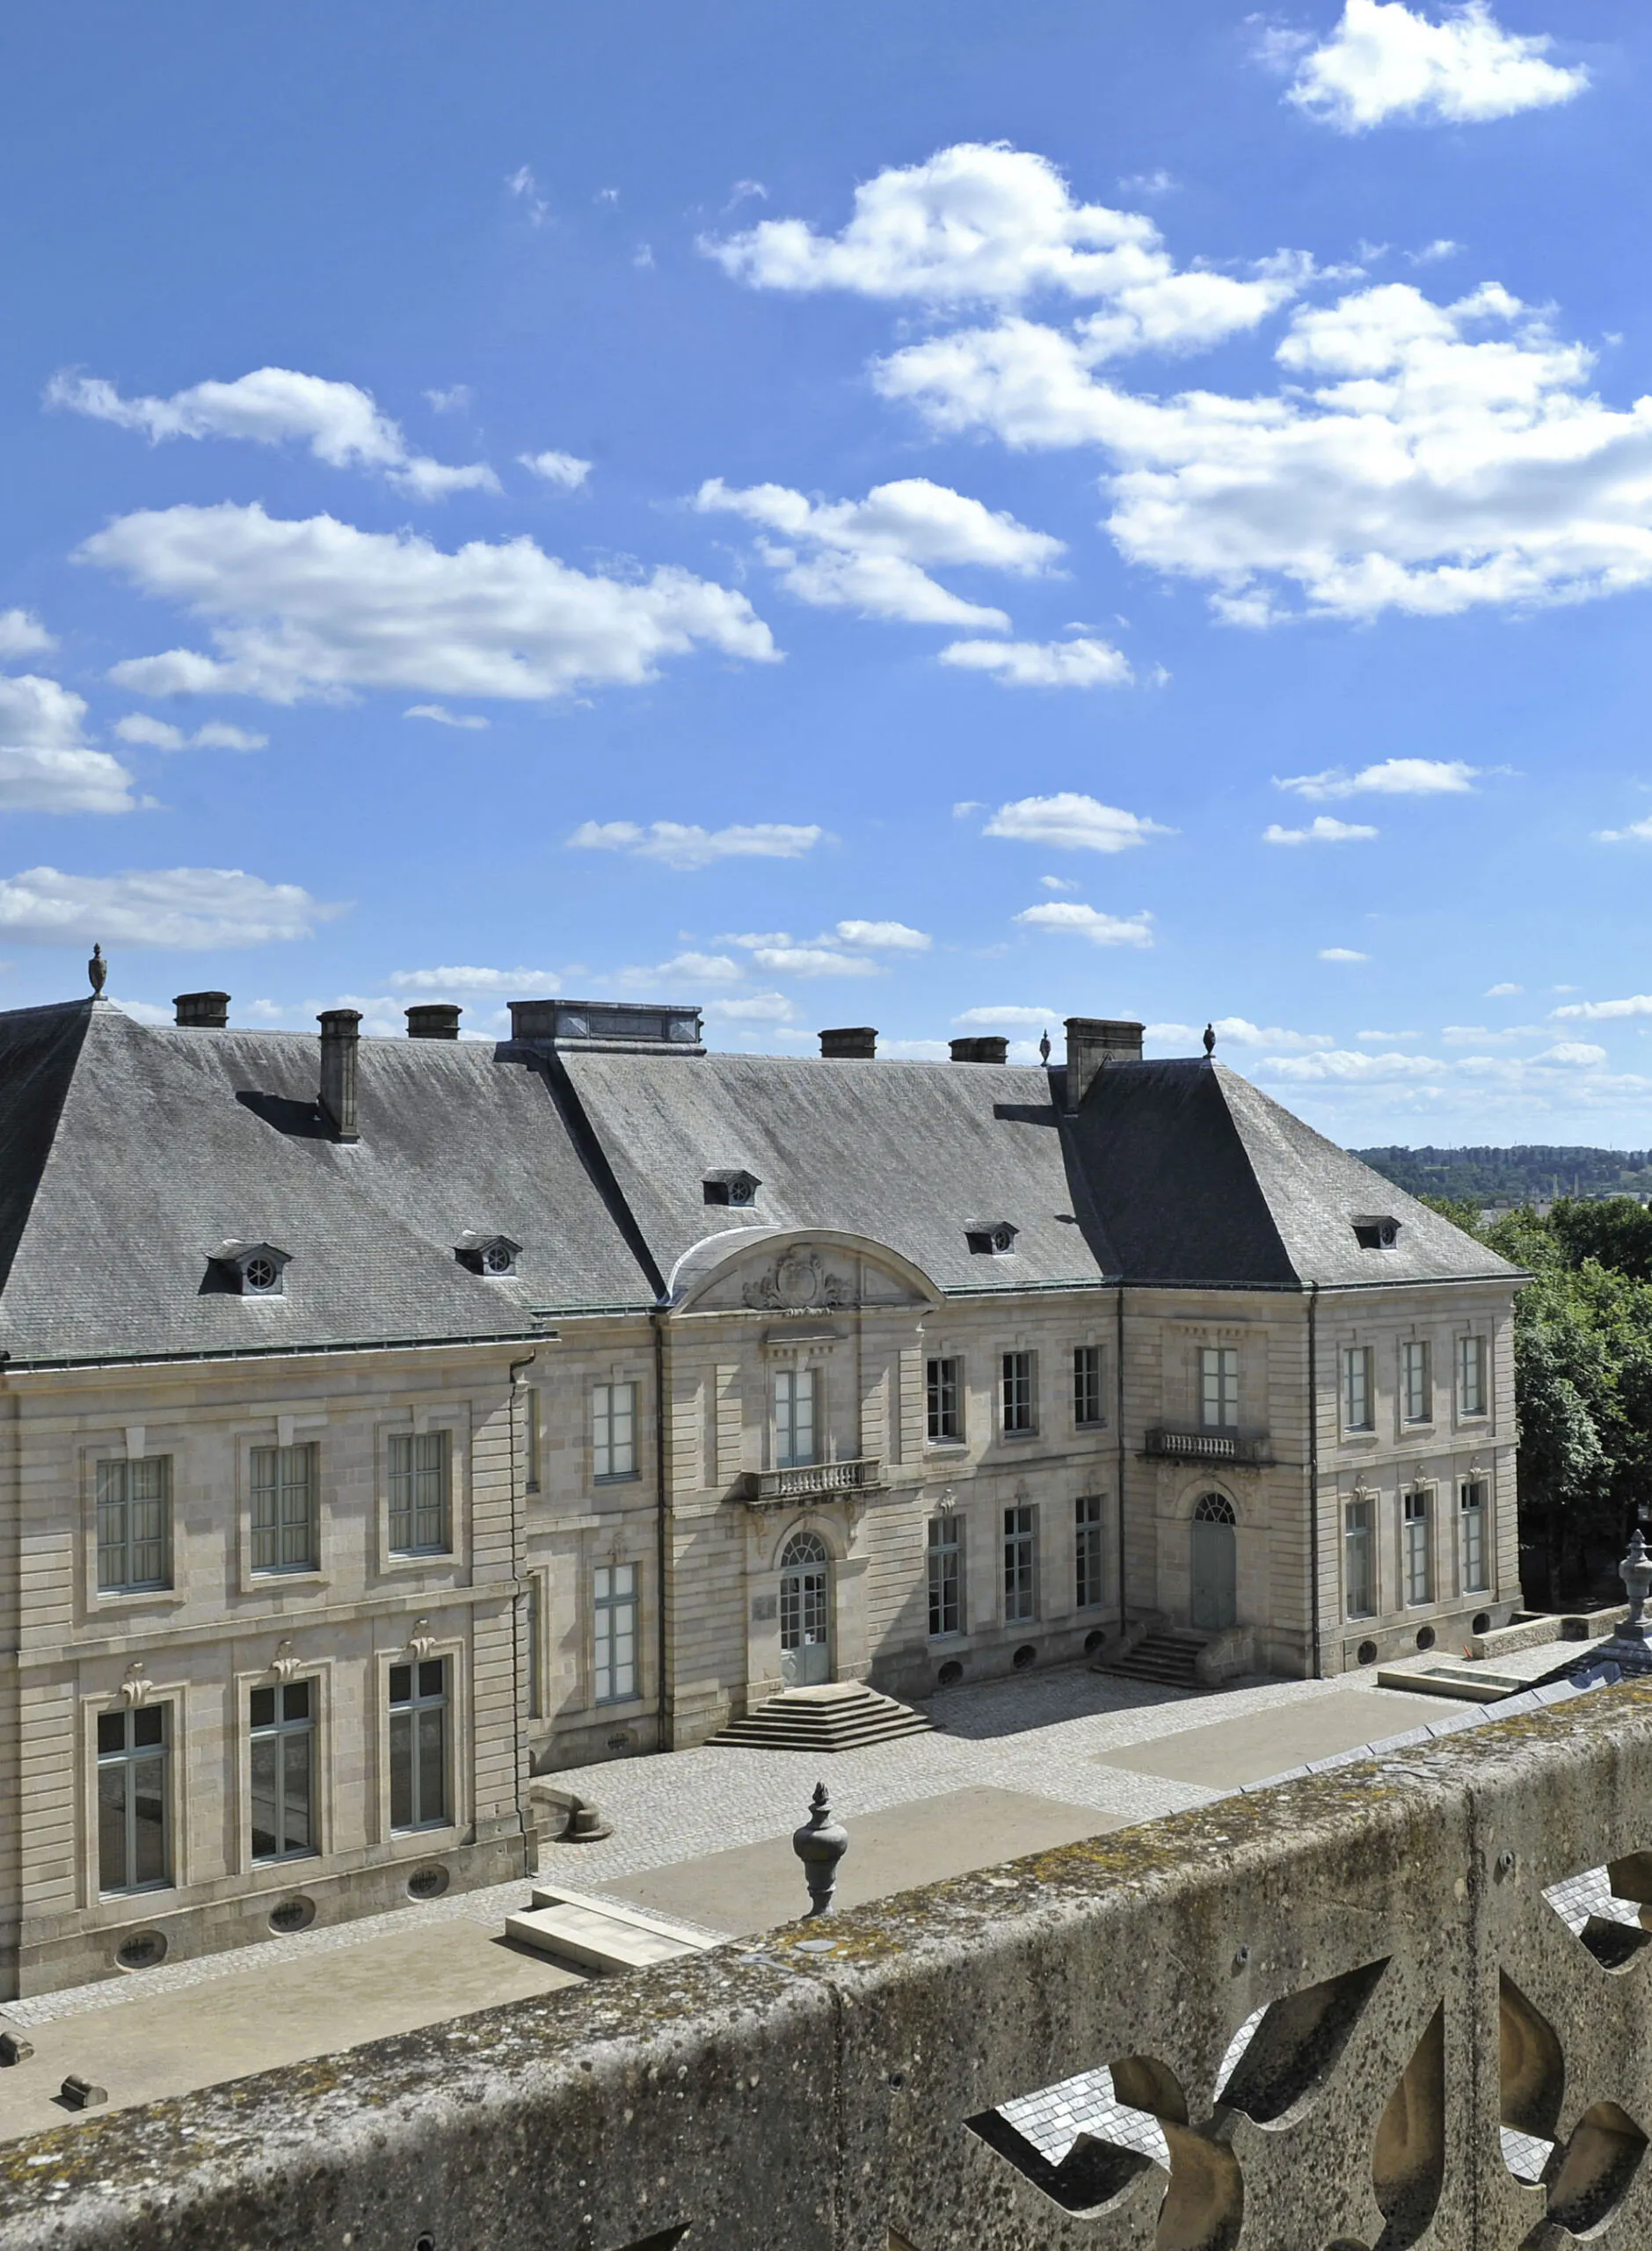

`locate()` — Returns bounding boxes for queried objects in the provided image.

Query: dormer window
[212,1240,291,1296]
[703,1169,761,1208]
[966,1220,1018,1257]
[1352,1217,1401,1251]
[455,1231,522,1278]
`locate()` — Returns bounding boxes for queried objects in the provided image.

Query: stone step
[505,1885,722,1976]
[1095,1632,1208,1689]
[708,1679,934,1752]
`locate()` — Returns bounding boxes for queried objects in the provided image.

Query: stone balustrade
[9,1683,1652,2249]
[1143,1423,1271,1467]
[737,1456,883,1507]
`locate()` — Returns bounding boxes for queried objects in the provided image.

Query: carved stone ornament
[118,1663,151,1708]
[271,1640,302,1685]
[407,1617,438,1662]
[744,1249,851,1315]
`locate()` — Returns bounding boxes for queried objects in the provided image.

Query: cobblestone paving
[0,1653,1568,2033]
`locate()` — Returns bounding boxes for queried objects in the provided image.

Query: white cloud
[389,965,561,994]
[1595,815,1652,843]
[49,367,498,497]
[113,713,266,752]
[877,278,1652,624]
[1284,1,1587,133]
[1407,238,1462,265]
[0,609,55,659]
[1537,1041,1609,1067]
[953,1004,1059,1027]
[938,636,1132,687]
[84,504,775,704]
[983,792,1170,852]
[1254,1042,1620,1089]
[833,919,930,951]
[620,951,747,986]
[405,703,489,730]
[1320,946,1371,961]
[425,385,473,415]
[1486,980,1524,994]
[1264,817,1379,844]
[702,142,1309,357]
[1039,874,1079,892]
[693,476,1060,630]
[706,990,795,1021]
[1551,994,1652,1022]
[0,676,137,813]
[749,945,878,977]
[520,449,592,489]
[1014,900,1154,947]
[0,865,340,946]
[1357,1027,1417,1039]
[1205,1016,1335,1051]
[506,165,549,225]
[879,1038,954,1060]
[568,820,823,871]
[1276,757,1477,798]
[1118,170,1176,197]
[1441,1023,1540,1045]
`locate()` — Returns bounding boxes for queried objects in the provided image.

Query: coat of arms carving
[743,1249,850,1313]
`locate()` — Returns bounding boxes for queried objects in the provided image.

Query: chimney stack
[949,1036,1008,1065]
[405,1004,461,1040]
[173,991,229,1029]
[819,1026,877,1060]
[1064,1016,1144,1111]
[317,1009,362,1141]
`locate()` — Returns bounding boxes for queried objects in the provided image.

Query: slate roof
[0,1002,652,1365]
[0,1005,1516,1366]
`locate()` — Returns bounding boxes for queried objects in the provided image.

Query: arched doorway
[1190,1494,1237,1632]
[779,1530,832,1686]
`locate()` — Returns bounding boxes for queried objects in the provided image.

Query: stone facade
[0,995,1523,1995]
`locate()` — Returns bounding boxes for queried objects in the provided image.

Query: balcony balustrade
[1144,1423,1270,1467]
[736,1456,883,1509]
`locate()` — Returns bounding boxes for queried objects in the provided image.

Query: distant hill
[1353,1145,1652,1205]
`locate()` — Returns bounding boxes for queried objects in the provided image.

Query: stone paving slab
[600,1787,1130,1935]
[0,1923,579,2143]
[1092,1688,1451,1788]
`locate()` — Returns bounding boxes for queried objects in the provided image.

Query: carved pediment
[743,1249,851,1314]
[666,1228,940,1315]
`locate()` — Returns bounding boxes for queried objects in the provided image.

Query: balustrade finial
[793,1780,849,1917]
[1622,1528,1652,1635]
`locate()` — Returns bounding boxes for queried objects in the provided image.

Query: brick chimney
[173,991,229,1029]
[318,1009,361,1141]
[949,1036,1008,1064]
[1064,1016,1144,1111]
[819,1026,877,1059]
[405,1004,461,1040]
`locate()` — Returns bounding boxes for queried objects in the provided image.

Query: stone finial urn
[1623,1528,1652,1636]
[792,1781,849,1917]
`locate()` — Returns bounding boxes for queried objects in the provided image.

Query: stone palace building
[0,990,1521,1994]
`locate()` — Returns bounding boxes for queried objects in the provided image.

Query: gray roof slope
[1069,1059,1518,1289]
[0,1004,651,1363]
[555,1051,1117,1293]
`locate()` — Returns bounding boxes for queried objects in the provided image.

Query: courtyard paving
[0,1637,1590,2142]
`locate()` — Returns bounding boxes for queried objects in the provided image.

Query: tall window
[1001,1351,1036,1436]
[1003,1503,1037,1621]
[1199,1348,1238,1429]
[1343,1347,1374,1433]
[1457,1336,1488,1418]
[251,1443,318,1573]
[1403,1487,1432,1605]
[774,1369,818,1468]
[389,1659,448,1831]
[926,1357,963,1443]
[388,1431,450,1555]
[1074,1494,1106,1611]
[1073,1346,1105,1430]
[1343,1497,1375,1619]
[250,1681,315,1861]
[927,1515,961,1637]
[594,1563,638,1702]
[593,1382,637,1480]
[1459,1478,1489,1593]
[97,1706,170,1893]
[1401,1342,1430,1425]
[96,1458,171,1592]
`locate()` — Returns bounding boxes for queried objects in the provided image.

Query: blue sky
[4,0,1649,1142]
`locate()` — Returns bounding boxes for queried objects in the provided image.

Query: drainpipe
[508,1349,538,1871]
[1115,1284,1127,1629]
[1307,1284,1322,1679]
[651,1306,672,1752]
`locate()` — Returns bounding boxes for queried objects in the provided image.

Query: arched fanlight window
[1193,1492,1237,1526]
[779,1529,831,1570]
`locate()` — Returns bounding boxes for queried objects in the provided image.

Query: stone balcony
[736,1456,884,1509]
[1144,1422,1271,1468]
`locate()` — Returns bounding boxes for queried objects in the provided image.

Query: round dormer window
[484,1242,514,1274]
[729,1181,754,1207]
[243,1257,279,1292]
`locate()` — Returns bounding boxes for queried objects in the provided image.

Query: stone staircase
[1094,1628,1208,1691]
[709,1679,933,1752]
[506,1885,722,1975]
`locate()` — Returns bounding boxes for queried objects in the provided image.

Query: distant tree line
[1422,1195,1652,1604]
[1361,1144,1652,1206]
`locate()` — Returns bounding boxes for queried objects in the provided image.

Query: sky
[4,0,1651,1145]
